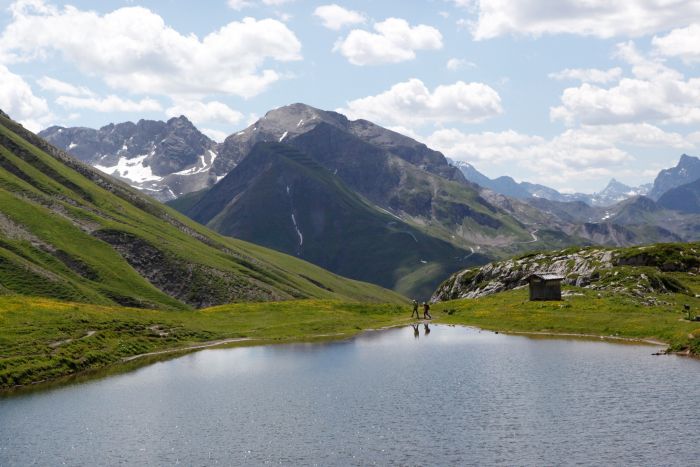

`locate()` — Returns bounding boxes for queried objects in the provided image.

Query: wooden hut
[526,273,564,301]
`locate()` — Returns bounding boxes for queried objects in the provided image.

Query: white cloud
[36,76,94,96]
[0,64,53,131]
[55,95,162,113]
[551,42,700,126]
[0,1,302,99]
[333,18,442,65]
[313,4,365,30]
[227,0,293,9]
[652,24,700,63]
[470,0,700,40]
[341,78,502,127]
[227,0,255,9]
[165,100,243,126]
[428,123,692,185]
[200,128,228,142]
[446,58,476,71]
[548,67,622,84]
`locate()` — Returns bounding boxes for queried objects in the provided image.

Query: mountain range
[0,110,402,308]
[34,103,700,298]
[452,160,652,206]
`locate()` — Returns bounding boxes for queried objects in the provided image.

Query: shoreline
[2,320,686,396]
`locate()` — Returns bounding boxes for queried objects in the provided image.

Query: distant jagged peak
[600,178,632,193]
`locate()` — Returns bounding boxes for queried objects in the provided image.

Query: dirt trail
[121,338,253,362]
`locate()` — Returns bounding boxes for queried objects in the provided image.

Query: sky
[1,0,700,193]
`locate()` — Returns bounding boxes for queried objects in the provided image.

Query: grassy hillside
[0,112,405,308]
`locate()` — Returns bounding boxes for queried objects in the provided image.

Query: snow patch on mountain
[291,213,303,247]
[95,154,162,184]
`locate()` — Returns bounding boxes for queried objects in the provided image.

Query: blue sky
[1,0,700,192]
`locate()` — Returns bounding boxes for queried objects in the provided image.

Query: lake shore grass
[0,296,411,392]
[431,286,700,356]
[3,287,700,393]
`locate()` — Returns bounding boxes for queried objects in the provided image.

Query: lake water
[1,325,699,466]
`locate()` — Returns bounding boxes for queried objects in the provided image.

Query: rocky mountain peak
[678,153,694,164]
[40,116,218,201]
[600,178,631,194]
[216,102,466,184]
[650,154,700,200]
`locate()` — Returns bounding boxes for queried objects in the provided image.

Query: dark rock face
[39,116,218,201]
[180,142,481,299]
[650,154,700,200]
[658,178,700,214]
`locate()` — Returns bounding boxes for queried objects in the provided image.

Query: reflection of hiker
[411,300,420,319]
[423,302,432,320]
[423,323,430,335]
[412,324,420,339]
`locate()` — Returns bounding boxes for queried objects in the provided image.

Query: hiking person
[411,300,420,319]
[423,302,432,319]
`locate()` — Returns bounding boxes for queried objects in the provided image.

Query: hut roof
[526,272,564,281]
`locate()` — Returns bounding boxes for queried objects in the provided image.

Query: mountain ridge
[0,110,404,308]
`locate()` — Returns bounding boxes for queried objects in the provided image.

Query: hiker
[412,323,420,339]
[423,302,432,320]
[411,300,420,319]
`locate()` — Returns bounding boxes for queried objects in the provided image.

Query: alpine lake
[1,325,699,465]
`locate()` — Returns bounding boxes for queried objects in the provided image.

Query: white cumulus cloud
[0,64,53,131]
[55,95,162,113]
[550,42,700,126]
[227,0,294,9]
[428,123,693,186]
[333,18,442,65]
[341,78,502,127]
[652,24,700,63]
[469,0,700,40]
[0,1,302,99]
[36,76,94,96]
[314,4,365,30]
[548,67,622,84]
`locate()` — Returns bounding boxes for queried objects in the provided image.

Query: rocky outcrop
[432,244,693,302]
[93,229,282,307]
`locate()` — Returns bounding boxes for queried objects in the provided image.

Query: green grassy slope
[0,113,405,308]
